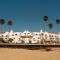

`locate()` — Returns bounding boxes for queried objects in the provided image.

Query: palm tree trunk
[0,24,2,32]
[8,26,11,42]
[57,24,59,44]
[8,26,12,34]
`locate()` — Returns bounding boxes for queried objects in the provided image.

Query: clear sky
[0,0,60,32]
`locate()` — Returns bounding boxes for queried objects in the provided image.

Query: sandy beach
[0,48,60,60]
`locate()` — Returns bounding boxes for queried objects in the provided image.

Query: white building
[0,30,60,44]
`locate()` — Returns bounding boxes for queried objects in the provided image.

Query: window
[39,34,41,36]
[12,34,14,36]
[15,34,17,35]
[38,38,40,39]
[52,35,53,37]
[24,33,26,35]
[41,33,44,35]
[53,37,54,39]
[45,34,47,37]
[5,38,7,39]
[55,36,57,37]
[49,35,51,37]
[2,35,3,37]
[6,35,8,37]
[36,34,38,35]
[14,38,15,39]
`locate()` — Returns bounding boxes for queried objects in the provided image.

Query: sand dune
[0,48,60,60]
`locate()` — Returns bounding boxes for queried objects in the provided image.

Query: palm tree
[48,23,53,30]
[56,19,60,34]
[7,20,13,32]
[43,16,48,32]
[56,19,60,44]
[48,23,53,44]
[42,16,48,44]
[7,20,13,42]
[0,19,5,32]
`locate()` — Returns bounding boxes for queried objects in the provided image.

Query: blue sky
[0,0,60,32]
